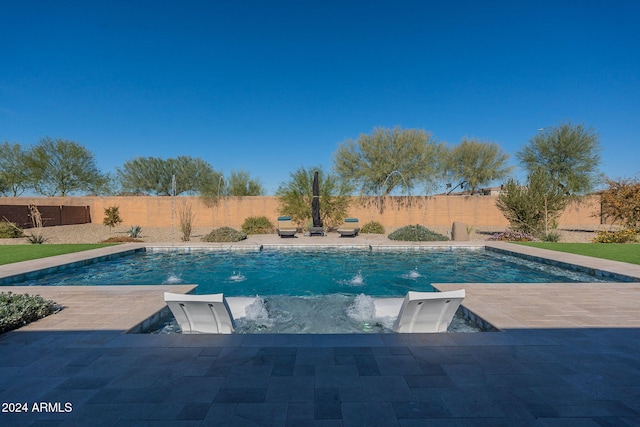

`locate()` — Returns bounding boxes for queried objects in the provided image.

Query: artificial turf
[516,242,640,265]
[0,244,114,266]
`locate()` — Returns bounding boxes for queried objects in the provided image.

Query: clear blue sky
[2,0,639,194]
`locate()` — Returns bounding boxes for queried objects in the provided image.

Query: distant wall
[0,195,602,230]
[0,205,91,228]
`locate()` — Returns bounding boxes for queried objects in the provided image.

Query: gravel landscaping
[0,223,600,244]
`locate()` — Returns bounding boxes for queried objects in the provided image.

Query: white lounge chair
[392,289,465,333]
[164,292,236,334]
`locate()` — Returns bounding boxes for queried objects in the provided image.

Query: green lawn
[517,242,640,265]
[0,244,115,266]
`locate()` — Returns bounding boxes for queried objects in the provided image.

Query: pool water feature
[151,293,482,334]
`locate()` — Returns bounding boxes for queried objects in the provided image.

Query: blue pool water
[8,247,616,334]
[10,247,608,296]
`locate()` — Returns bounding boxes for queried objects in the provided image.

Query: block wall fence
[0,195,603,231]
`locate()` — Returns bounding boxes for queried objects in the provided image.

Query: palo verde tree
[117,156,221,196]
[26,137,109,196]
[276,165,352,229]
[333,126,445,196]
[445,138,512,194]
[225,169,265,196]
[0,142,31,196]
[517,123,601,195]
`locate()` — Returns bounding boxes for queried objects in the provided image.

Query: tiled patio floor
[1,238,639,425]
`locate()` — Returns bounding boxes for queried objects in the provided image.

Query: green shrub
[360,221,385,234]
[0,292,57,334]
[0,221,24,238]
[388,225,449,241]
[592,229,638,244]
[202,227,247,242]
[488,230,536,241]
[241,216,274,234]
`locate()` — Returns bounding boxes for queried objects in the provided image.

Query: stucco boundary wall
[0,195,602,231]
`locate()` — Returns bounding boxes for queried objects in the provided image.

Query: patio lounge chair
[337,217,360,237]
[164,292,236,334]
[392,289,465,333]
[277,216,297,237]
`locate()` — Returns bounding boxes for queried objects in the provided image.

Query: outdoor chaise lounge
[336,217,360,237]
[164,292,236,334]
[277,216,297,237]
[391,289,465,333]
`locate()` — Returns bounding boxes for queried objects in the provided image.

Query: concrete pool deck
[1,237,640,425]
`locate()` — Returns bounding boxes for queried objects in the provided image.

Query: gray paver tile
[359,376,413,402]
[2,242,640,424]
[315,364,360,388]
[233,402,288,426]
[266,376,314,402]
[314,387,341,420]
[175,402,211,420]
[164,376,224,403]
[213,387,266,403]
[342,401,399,426]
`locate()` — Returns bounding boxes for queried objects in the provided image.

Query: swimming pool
[5,247,612,295]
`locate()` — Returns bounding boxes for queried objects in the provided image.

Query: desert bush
[360,221,385,234]
[25,205,48,244]
[599,178,640,230]
[592,229,638,244]
[496,170,568,240]
[178,202,196,242]
[103,206,123,230]
[241,216,274,234]
[0,292,57,334]
[128,225,142,238]
[101,236,143,243]
[541,231,562,242]
[202,227,247,242]
[488,230,536,242]
[388,225,449,241]
[0,221,24,238]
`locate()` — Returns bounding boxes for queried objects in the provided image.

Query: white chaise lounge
[164,292,236,334]
[392,289,465,333]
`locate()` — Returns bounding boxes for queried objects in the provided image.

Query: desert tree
[518,123,601,195]
[225,169,265,196]
[117,156,221,196]
[0,142,32,196]
[445,138,512,194]
[599,177,640,230]
[26,137,109,196]
[276,165,352,229]
[333,126,445,196]
[496,169,569,241]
